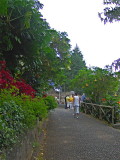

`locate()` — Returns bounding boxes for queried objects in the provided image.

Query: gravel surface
[43,105,120,160]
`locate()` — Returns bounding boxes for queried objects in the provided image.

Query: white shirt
[73,96,79,106]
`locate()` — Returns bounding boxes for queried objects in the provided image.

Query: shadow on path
[43,105,120,160]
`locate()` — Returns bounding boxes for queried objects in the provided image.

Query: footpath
[42,105,120,160]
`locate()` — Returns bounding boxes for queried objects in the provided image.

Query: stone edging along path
[3,118,48,160]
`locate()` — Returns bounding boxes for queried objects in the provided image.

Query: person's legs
[67,102,70,109]
[71,102,74,109]
[73,106,76,117]
[69,102,73,109]
[73,105,78,118]
[76,106,79,118]
[65,103,67,109]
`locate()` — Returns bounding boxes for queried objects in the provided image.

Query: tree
[0,0,71,92]
[0,0,45,73]
[35,30,71,91]
[71,67,119,103]
[64,44,86,91]
[98,0,120,23]
[70,45,86,78]
[112,58,120,71]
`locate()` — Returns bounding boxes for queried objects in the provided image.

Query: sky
[40,0,120,68]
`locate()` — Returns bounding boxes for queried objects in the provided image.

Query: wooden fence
[81,102,116,124]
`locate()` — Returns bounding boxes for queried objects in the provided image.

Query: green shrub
[100,95,120,122]
[101,94,120,106]
[44,96,58,110]
[0,88,56,151]
[21,96,48,126]
[0,100,25,150]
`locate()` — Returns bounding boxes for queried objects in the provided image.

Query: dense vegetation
[0,60,58,153]
[70,66,120,105]
[0,88,57,150]
[0,0,72,92]
[0,0,120,157]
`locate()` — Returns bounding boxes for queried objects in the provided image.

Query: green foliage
[65,44,86,91]
[70,44,86,78]
[112,58,120,71]
[0,101,25,150]
[0,0,7,15]
[21,96,48,126]
[100,94,120,123]
[0,88,57,151]
[98,0,120,23]
[101,94,120,106]
[71,67,119,103]
[0,0,71,92]
[0,88,25,150]
[44,96,58,110]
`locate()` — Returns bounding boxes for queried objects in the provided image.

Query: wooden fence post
[99,107,102,120]
[91,104,93,115]
[112,107,115,124]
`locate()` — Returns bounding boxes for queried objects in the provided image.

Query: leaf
[0,0,8,16]
[24,11,32,29]
[14,36,21,44]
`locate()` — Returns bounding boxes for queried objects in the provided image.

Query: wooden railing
[81,102,115,124]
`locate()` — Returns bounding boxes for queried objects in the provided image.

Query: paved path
[43,105,120,160]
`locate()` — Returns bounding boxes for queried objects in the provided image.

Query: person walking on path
[64,95,67,109]
[66,95,70,109]
[69,95,74,109]
[73,93,80,118]
[81,93,86,102]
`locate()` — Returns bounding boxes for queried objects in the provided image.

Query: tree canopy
[71,66,119,103]
[70,44,86,78]
[98,0,120,24]
[112,58,120,71]
[63,44,86,91]
[0,0,71,92]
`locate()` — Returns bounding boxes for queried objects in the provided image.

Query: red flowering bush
[0,61,36,98]
[101,94,120,107]
[13,80,36,98]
